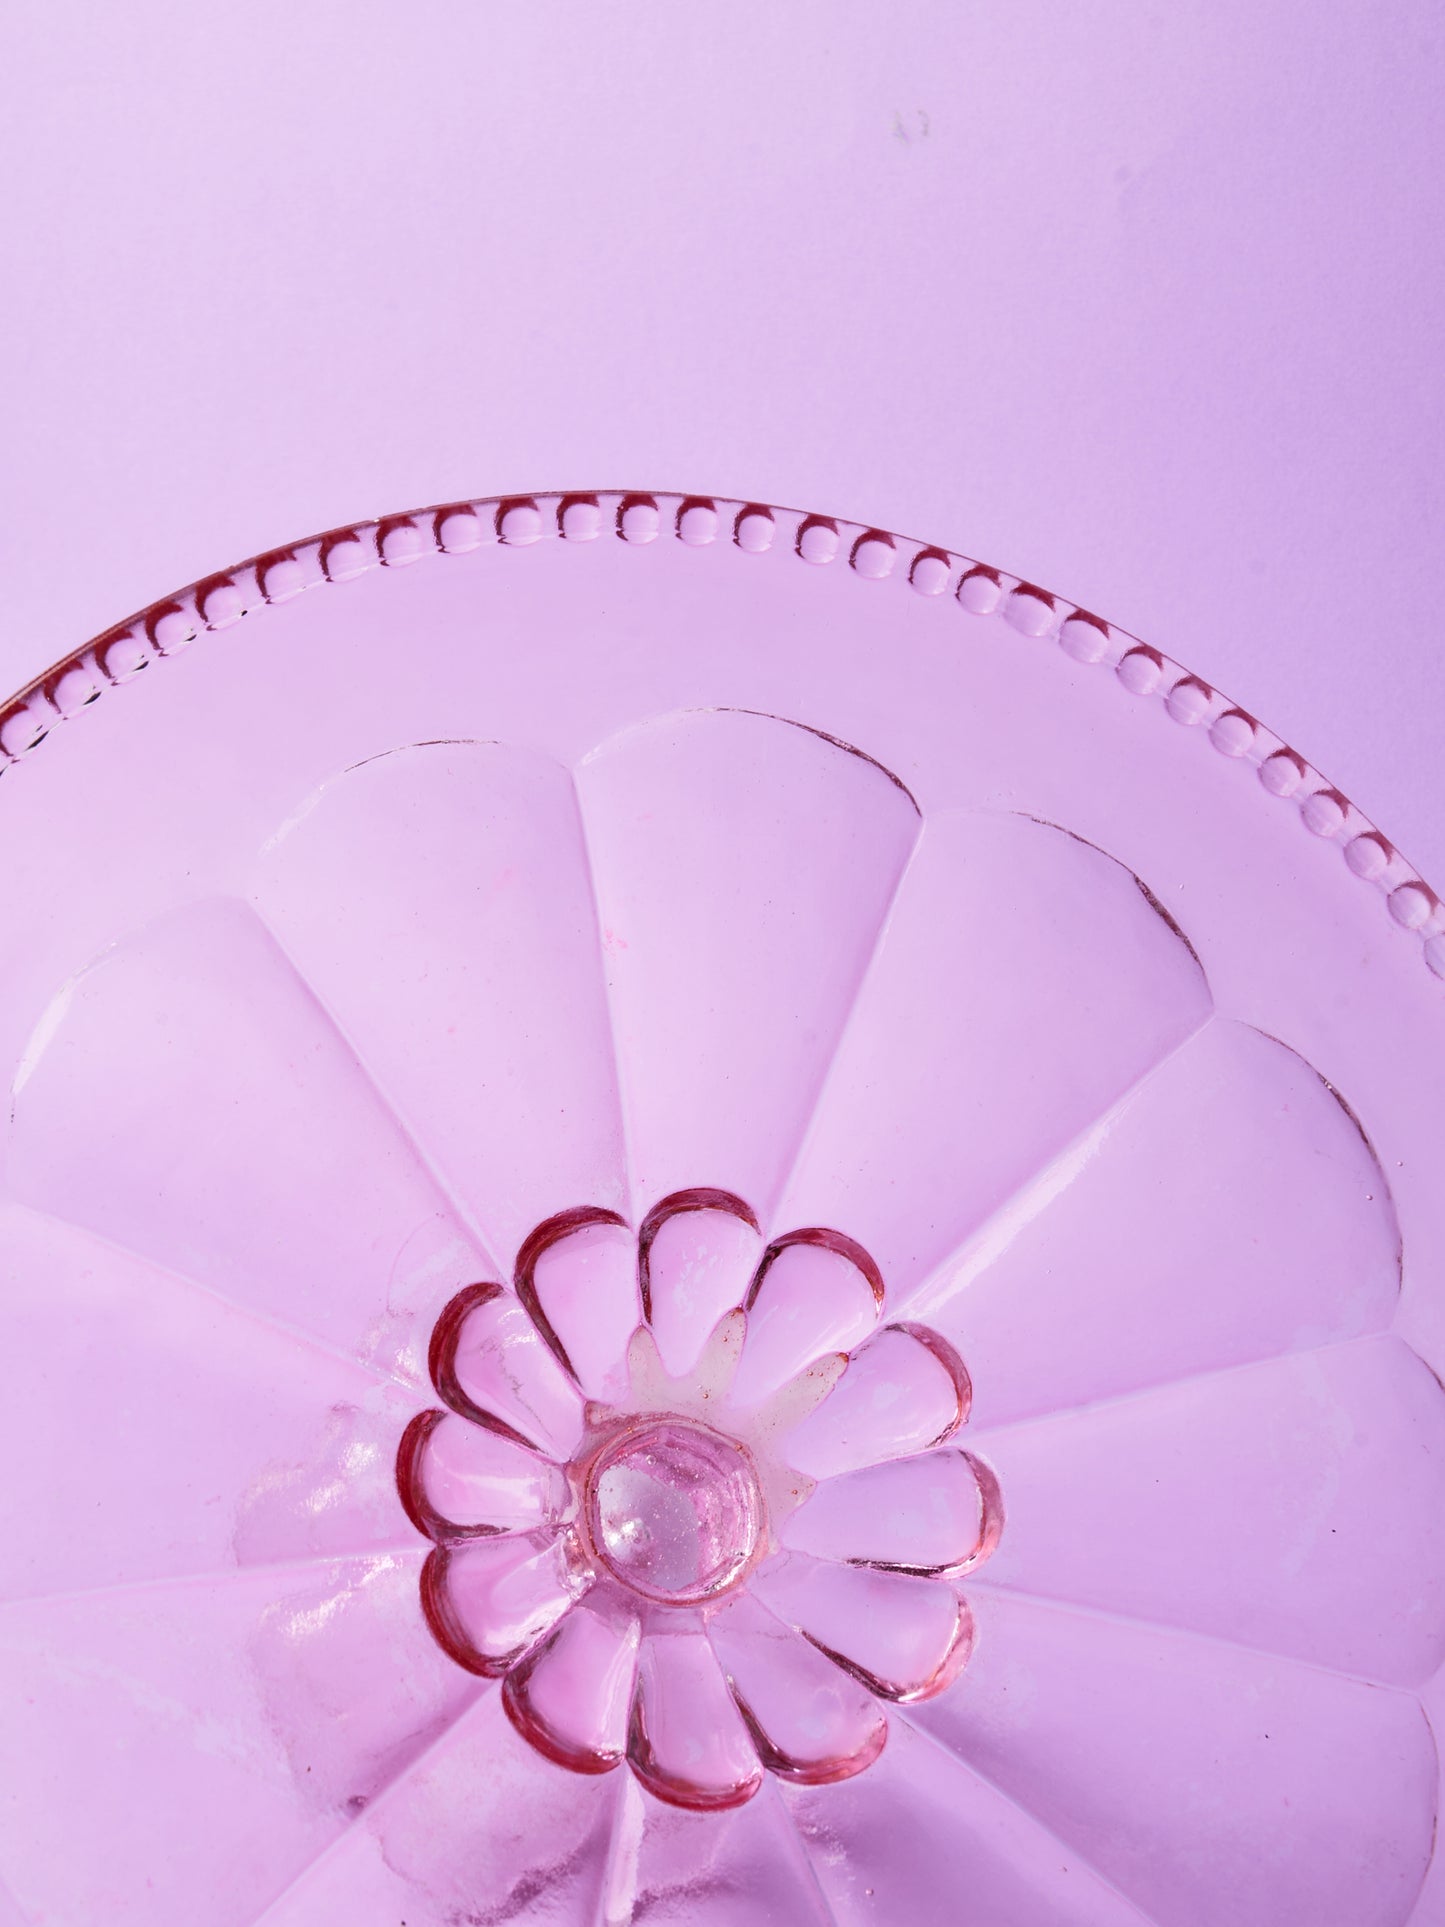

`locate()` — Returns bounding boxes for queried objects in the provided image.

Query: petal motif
[908,1020,1403,1429]
[710,1592,887,1784]
[781,1448,1002,1576]
[775,811,1212,1303]
[502,1601,640,1774]
[782,1322,969,1478]
[628,1628,763,1810]
[396,1409,566,1543]
[428,1283,583,1461]
[727,1232,883,1410]
[253,741,630,1261]
[752,1553,972,1702]
[969,1334,1445,1684]
[640,1190,762,1378]
[421,1535,579,1677]
[515,1208,639,1401]
[910,1587,1436,1927]
[574,710,921,1214]
[5,899,486,1382]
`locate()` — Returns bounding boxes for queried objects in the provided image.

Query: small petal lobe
[783,1322,970,1478]
[629,1629,764,1811]
[711,1592,887,1784]
[421,1534,579,1677]
[781,1447,1002,1576]
[641,1190,762,1378]
[429,1283,584,1460]
[503,1603,640,1774]
[753,1554,973,1702]
[396,1408,564,1542]
[515,1207,639,1402]
[729,1232,883,1410]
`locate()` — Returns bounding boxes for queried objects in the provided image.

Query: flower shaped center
[583,1418,763,1604]
[403,1194,999,1808]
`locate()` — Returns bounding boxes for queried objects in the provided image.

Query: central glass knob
[584,1419,763,1604]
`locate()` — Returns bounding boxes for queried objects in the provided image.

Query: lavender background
[2,3,1441,879]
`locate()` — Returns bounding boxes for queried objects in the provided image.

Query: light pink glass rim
[2,485,1439,979]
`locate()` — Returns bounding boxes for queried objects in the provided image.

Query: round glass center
[584,1419,763,1603]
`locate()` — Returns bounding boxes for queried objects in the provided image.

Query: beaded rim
[3,488,1441,981]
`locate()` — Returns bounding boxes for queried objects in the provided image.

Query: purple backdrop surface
[1,3,1441,867]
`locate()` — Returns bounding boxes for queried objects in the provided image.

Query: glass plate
[0,492,1441,1926]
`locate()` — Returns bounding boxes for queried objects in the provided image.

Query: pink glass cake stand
[0,491,1442,1926]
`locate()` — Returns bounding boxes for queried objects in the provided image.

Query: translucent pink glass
[585,1421,762,1603]
[0,491,1440,1925]
[396,1197,994,1811]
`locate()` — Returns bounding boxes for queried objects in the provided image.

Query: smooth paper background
[2,3,1441,876]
